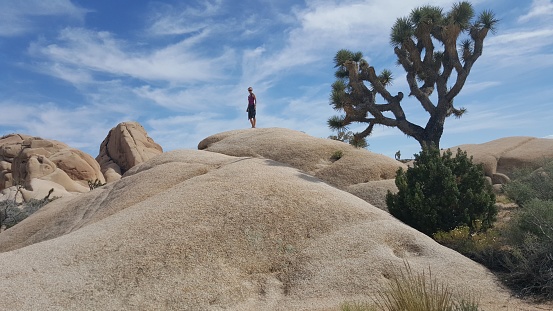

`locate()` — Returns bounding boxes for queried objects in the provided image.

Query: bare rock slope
[199,128,405,209]
[0,148,543,310]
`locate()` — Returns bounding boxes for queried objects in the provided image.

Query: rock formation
[96,121,163,182]
[0,134,104,202]
[0,149,546,310]
[198,128,405,210]
[448,136,553,186]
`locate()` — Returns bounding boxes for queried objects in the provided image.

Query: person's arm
[253,94,257,108]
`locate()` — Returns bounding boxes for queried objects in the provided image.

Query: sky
[0,0,552,160]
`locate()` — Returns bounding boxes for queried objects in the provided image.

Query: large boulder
[0,149,545,310]
[198,128,405,209]
[0,134,104,202]
[0,134,33,190]
[448,136,553,184]
[96,121,163,183]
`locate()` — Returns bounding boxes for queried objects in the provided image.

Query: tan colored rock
[198,128,404,208]
[449,137,553,184]
[49,149,105,185]
[96,121,163,182]
[0,150,547,311]
[1,135,104,189]
[0,134,32,190]
[0,134,104,202]
[25,155,88,193]
[20,179,72,202]
[0,161,13,189]
[346,179,398,211]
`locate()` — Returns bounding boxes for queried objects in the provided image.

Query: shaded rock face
[96,121,163,182]
[198,128,405,210]
[449,137,553,185]
[0,134,32,190]
[0,134,104,201]
[0,150,536,311]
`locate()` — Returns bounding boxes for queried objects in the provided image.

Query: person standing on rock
[246,86,256,128]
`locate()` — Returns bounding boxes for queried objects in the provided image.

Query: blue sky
[1,0,552,159]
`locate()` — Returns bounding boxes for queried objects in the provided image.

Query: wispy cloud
[147,0,224,36]
[0,0,87,37]
[518,0,553,23]
[28,27,236,85]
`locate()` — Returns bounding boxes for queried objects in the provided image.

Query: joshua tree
[328,1,498,150]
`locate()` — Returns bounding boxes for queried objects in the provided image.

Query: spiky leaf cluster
[328,1,498,150]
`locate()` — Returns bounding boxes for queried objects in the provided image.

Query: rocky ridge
[0,121,162,203]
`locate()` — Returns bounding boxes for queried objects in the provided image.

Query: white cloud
[0,0,87,37]
[28,27,236,85]
[0,100,112,155]
[518,0,553,23]
[147,0,224,36]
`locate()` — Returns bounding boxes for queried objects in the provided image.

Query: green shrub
[386,147,497,236]
[501,199,553,299]
[503,160,553,205]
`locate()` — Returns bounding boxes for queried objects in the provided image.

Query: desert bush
[434,226,507,272]
[386,147,496,236]
[340,301,375,311]
[331,150,344,161]
[0,199,19,229]
[340,262,482,311]
[0,196,55,230]
[503,159,553,205]
[501,199,553,299]
[88,179,106,190]
[376,262,482,311]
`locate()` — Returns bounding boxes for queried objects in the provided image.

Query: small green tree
[386,147,496,236]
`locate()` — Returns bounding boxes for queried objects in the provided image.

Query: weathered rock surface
[198,128,405,209]
[448,136,553,184]
[0,149,546,311]
[0,134,104,201]
[96,121,163,183]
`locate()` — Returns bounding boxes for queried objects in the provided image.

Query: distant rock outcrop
[198,128,405,209]
[0,134,104,201]
[448,136,553,185]
[96,122,163,183]
[0,149,541,311]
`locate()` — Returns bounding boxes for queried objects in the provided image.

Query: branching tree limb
[328,1,498,150]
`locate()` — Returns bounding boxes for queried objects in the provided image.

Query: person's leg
[249,118,254,128]
[252,117,256,128]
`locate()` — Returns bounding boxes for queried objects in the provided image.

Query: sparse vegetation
[331,150,344,161]
[0,189,56,231]
[0,186,57,231]
[386,147,496,236]
[435,159,553,301]
[340,262,482,311]
[328,118,368,148]
[88,178,106,190]
[501,198,553,299]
